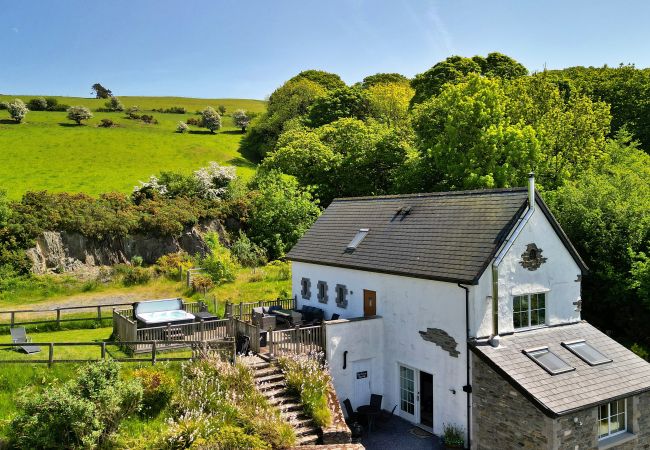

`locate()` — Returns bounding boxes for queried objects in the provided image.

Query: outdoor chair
[10,327,41,354]
[379,405,397,423]
[331,313,340,320]
[370,394,383,411]
[342,398,358,423]
[236,334,251,355]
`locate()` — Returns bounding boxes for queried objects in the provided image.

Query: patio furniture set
[343,394,396,437]
[251,304,329,330]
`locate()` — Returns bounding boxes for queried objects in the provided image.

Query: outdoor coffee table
[273,308,293,325]
[357,404,381,433]
[194,311,218,321]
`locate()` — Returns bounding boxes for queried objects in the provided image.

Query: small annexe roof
[286,187,586,285]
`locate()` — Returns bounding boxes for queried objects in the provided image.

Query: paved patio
[359,416,442,449]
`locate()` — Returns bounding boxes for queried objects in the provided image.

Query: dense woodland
[0,53,648,356]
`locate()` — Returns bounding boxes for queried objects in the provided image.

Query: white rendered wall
[292,262,469,435]
[472,204,583,338]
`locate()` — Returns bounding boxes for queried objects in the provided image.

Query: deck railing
[0,301,136,328]
[225,298,296,323]
[269,324,324,356]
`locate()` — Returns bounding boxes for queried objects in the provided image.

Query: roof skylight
[346,228,369,251]
[524,347,575,375]
[562,340,612,366]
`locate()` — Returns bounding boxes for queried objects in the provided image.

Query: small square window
[598,399,627,439]
[513,293,546,329]
[300,278,311,300]
[524,347,574,375]
[335,284,348,309]
[317,281,328,304]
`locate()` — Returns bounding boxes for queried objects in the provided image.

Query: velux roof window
[562,340,612,366]
[346,228,369,252]
[524,347,575,375]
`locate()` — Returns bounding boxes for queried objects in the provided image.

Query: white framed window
[513,293,546,329]
[598,399,627,440]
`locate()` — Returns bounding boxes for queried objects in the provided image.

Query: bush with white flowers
[193,162,236,199]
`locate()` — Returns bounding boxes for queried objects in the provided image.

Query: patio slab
[359,416,442,449]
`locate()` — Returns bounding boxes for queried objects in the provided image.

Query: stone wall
[321,379,352,445]
[473,353,650,450]
[472,354,553,449]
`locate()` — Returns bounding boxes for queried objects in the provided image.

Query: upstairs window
[524,347,574,375]
[317,281,328,304]
[562,340,612,366]
[599,399,627,440]
[513,293,546,329]
[335,284,348,309]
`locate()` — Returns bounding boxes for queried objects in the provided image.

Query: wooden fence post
[101,342,107,360]
[48,343,54,367]
[56,308,61,327]
[238,303,243,320]
[268,328,274,357]
[212,296,217,315]
[151,341,157,365]
[10,312,15,328]
[200,319,205,342]
[97,306,102,322]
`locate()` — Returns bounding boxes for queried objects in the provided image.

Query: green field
[0,95,265,199]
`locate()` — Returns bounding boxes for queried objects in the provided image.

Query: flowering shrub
[278,352,332,427]
[176,121,189,133]
[160,356,294,449]
[133,368,176,418]
[7,98,28,123]
[193,162,236,199]
[67,105,93,124]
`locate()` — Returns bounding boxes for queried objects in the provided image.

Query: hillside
[0,95,266,199]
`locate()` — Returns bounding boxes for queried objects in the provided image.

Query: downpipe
[458,283,471,450]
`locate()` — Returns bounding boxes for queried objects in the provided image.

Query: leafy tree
[27,97,48,111]
[91,83,112,99]
[232,109,250,132]
[265,118,411,205]
[360,73,410,89]
[248,171,320,259]
[472,52,528,79]
[288,69,346,91]
[307,87,371,127]
[545,133,650,349]
[7,99,28,123]
[201,106,221,133]
[67,105,93,124]
[240,78,326,159]
[411,56,482,104]
[218,104,226,115]
[105,96,124,112]
[367,81,414,126]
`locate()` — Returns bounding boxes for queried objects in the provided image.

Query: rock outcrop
[26,220,228,274]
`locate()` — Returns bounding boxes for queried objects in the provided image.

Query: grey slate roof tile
[471,322,650,417]
[287,188,530,284]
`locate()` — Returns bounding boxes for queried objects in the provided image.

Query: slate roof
[471,322,650,417]
[287,187,585,285]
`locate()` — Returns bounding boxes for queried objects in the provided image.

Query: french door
[399,364,434,430]
[399,365,417,422]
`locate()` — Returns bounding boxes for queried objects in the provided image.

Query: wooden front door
[363,290,376,317]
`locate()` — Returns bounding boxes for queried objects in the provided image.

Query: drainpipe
[458,283,471,450]
[489,173,536,347]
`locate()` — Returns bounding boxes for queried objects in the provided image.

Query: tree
[248,171,320,259]
[218,105,226,115]
[232,109,250,132]
[91,83,112,99]
[411,56,482,104]
[545,133,650,350]
[67,106,93,125]
[473,52,528,79]
[104,97,124,112]
[27,97,48,111]
[6,99,28,123]
[288,69,346,91]
[367,82,414,126]
[360,73,410,89]
[201,107,221,133]
[307,87,371,127]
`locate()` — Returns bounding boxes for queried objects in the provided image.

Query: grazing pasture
[0,96,265,199]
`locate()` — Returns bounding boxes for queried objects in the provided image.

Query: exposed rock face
[26,220,229,274]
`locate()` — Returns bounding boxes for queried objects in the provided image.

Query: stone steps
[245,360,321,446]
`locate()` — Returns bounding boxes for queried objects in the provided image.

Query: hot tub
[134,298,195,328]
[136,309,195,325]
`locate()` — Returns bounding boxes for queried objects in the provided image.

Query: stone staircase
[247,359,321,446]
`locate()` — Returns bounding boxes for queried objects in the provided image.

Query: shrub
[200,106,221,133]
[218,104,226,115]
[67,105,93,124]
[105,96,125,112]
[98,118,115,128]
[231,232,267,267]
[176,121,189,133]
[232,109,250,132]
[133,368,175,418]
[156,252,193,278]
[443,423,465,447]
[153,106,186,114]
[196,235,238,285]
[131,255,144,267]
[186,116,202,126]
[278,353,332,427]
[114,264,151,286]
[7,98,28,122]
[140,114,158,124]
[193,162,236,199]
[27,97,48,111]
[0,101,7,110]
[9,361,143,449]
[126,106,140,119]
[191,273,214,293]
[632,343,649,361]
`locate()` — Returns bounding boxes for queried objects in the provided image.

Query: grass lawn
[0,95,265,199]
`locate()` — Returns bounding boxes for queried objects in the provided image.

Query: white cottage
[286,175,650,449]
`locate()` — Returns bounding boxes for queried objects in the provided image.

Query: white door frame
[397,363,434,431]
